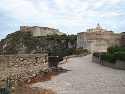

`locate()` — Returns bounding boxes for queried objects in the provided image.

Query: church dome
[95,23,102,30]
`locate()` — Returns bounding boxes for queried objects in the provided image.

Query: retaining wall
[102,60,115,68]
[115,60,125,70]
[92,56,125,70]
[92,56,100,64]
[0,54,48,81]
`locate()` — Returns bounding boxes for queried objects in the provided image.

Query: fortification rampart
[20,26,65,37]
[77,23,123,52]
[0,54,48,81]
[121,32,125,46]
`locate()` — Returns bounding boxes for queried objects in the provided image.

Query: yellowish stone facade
[77,23,122,52]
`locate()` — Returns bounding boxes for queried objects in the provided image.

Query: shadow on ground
[13,67,71,94]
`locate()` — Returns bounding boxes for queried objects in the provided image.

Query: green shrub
[100,46,125,63]
[74,49,87,55]
[101,53,115,63]
[113,51,125,61]
[107,46,125,54]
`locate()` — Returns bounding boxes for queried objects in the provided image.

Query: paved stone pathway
[32,54,125,94]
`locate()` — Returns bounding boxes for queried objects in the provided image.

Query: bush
[113,51,125,61]
[107,46,125,54]
[100,46,125,63]
[101,53,115,63]
[74,49,87,55]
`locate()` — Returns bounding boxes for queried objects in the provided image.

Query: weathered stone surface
[0,54,49,81]
[20,26,66,37]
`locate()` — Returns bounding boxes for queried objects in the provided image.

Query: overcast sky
[0,0,125,40]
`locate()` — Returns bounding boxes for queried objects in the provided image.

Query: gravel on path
[32,54,125,94]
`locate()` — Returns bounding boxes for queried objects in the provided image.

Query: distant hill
[0,31,85,61]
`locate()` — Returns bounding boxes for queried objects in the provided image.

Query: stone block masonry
[0,54,48,81]
[20,26,66,37]
[77,23,122,52]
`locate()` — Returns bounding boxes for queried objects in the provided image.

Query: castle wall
[83,42,94,52]
[121,34,125,46]
[92,40,108,52]
[32,27,41,37]
[20,26,34,32]
[82,40,108,52]
[40,28,55,36]
[83,32,116,41]
[77,32,122,53]
[20,26,65,36]
[78,23,123,52]
[0,54,48,81]
[77,32,84,49]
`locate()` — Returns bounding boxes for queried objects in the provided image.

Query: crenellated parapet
[20,26,34,32]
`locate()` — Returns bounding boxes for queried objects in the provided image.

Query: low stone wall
[59,53,89,64]
[115,60,125,70]
[92,56,125,70]
[102,60,115,68]
[0,54,48,81]
[92,56,100,64]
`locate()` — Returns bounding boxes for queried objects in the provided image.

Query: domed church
[77,23,122,52]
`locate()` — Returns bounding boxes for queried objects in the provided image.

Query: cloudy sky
[0,0,125,40]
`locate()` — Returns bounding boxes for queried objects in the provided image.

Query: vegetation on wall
[107,46,125,54]
[113,51,125,61]
[0,31,87,61]
[101,46,125,63]
[101,53,115,63]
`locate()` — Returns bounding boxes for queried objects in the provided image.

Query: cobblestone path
[32,54,125,94]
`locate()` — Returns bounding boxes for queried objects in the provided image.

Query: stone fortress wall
[121,32,125,46]
[0,54,48,81]
[20,26,65,37]
[77,23,123,52]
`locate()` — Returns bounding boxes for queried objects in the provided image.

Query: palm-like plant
[0,78,14,94]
